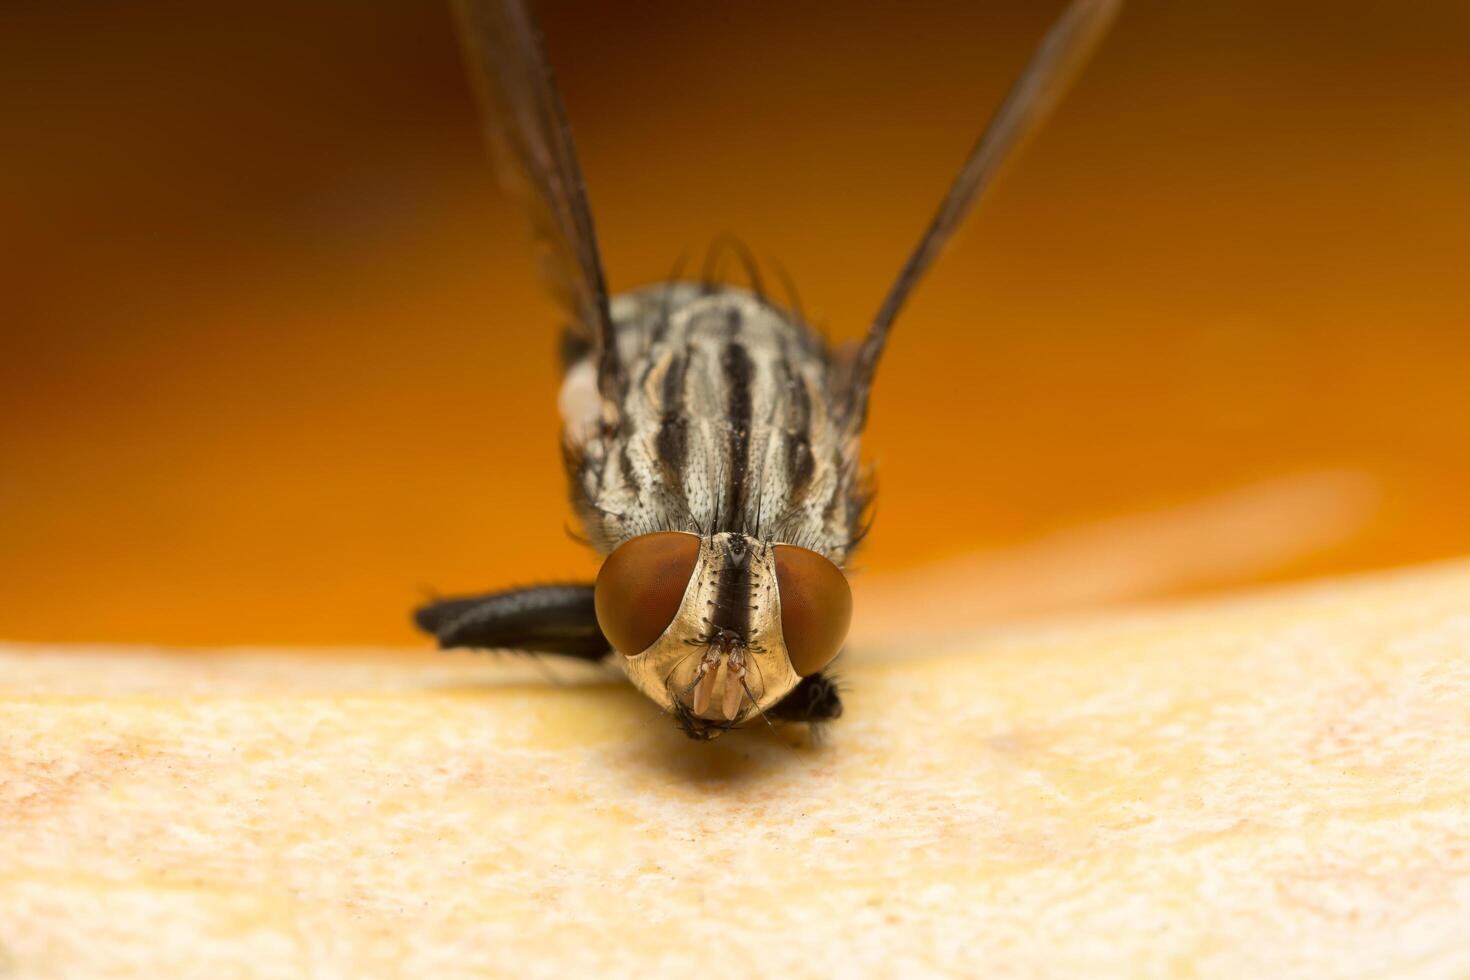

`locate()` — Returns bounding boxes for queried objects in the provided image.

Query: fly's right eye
[594,532,701,656]
[772,543,852,676]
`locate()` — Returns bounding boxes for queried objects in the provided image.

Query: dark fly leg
[768,671,843,723]
[414,584,610,661]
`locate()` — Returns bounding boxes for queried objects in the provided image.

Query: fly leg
[413,584,610,661]
[768,671,843,723]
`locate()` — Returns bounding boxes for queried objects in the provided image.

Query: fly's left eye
[773,544,852,676]
[594,532,701,656]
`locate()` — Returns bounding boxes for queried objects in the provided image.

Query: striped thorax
[563,285,864,560]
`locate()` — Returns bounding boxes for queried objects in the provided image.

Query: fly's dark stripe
[654,353,689,471]
[721,337,753,532]
[712,533,752,643]
[821,451,847,528]
[784,369,815,501]
[653,353,691,523]
[618,442,640,497]
[785,434,815,503]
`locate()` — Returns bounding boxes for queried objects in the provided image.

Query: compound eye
[773,544,852,676]
[594,532,701,656]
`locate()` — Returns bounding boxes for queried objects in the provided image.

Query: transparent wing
[452,0,621,394]
[848,0,1122,427]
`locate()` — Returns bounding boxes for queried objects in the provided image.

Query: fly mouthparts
[685,644,751,721]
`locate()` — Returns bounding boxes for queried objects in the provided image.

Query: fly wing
[452,0,621,396]
[845,0,1122,428]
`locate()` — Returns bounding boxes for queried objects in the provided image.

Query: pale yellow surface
[3,560,1470,978]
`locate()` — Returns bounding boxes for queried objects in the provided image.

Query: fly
[414,0,1122,740]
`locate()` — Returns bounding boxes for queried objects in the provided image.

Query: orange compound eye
[594,532,701,656]
[773,545,852,676]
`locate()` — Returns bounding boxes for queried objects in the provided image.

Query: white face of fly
[618,533,799,738]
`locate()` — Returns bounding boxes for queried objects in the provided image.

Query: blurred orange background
[4,1,1469,647]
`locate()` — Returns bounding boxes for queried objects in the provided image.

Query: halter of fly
[415,0,1121,740]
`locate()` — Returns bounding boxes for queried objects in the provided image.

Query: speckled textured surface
[3,561,1469,978]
